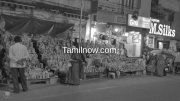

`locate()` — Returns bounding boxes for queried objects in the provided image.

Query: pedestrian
[79,53,87,80]
[146,53,157,75]
[67,44,81,85]
[156,53,166,77]
[8,36,29,93]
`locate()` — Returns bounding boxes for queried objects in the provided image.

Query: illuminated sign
[128,14,151,29]
[149,19,176,37]
[128,14,176,37]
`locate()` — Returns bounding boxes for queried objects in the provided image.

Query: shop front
[126,14,151,57]
[146,18,177,51]
[83,13,147,76]
[127,15,177,52]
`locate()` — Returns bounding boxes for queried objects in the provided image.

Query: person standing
[79,53,87,80]
[9,36,29,93]
[119,44,127,57]
[156,54,166,77]
[146,53,157,75]
[68,45,81,85]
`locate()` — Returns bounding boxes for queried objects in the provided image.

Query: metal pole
[89,15,92,41]
[79,0,83,46]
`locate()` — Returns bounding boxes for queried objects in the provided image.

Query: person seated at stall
[119,43,127,57]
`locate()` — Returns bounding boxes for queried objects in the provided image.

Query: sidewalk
[1,75,180,101]
[0,75,178,101]
[0,75,146,93]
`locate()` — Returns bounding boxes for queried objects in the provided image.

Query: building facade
[85,0,152,57]
[145,0,180,51]
[0,0,91,39]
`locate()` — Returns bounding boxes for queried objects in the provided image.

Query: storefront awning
[0,14,74,37]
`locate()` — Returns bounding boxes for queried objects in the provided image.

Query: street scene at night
[1,0,180,101]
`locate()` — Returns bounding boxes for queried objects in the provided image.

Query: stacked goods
[25,65,51,80]
[22,34,39,65]
[107,56,146,72]
[89,50,146,72]
[37,35,71,72]
[2,33,72,80]
[84,58,103,73]
[1,31,146,79]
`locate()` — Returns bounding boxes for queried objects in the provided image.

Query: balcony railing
[98,0,139,14]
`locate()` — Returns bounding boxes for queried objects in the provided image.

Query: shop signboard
[96,11,126,25]
[149,19,176,37]
[128,14,151,29]
[128,14,176,37]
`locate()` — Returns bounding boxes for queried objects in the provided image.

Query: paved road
[2,75,180,101]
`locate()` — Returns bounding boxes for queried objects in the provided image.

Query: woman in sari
[146,53,157,75]
[68,45,81,85]
[156,54,166,76]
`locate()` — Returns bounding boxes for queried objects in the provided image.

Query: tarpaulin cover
[1,14,74,37]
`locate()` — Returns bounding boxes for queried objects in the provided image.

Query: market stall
[81,40,146,79]
[0,32,73,84]
[0,15,147,84]
[0,14,74,84]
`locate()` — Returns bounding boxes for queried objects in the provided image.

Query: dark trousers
[0,66,8,78]
[11,68,28,92]
[79,62,84,79]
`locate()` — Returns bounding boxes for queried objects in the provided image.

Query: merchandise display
[84,41,146,73]
[1,32,71,80]
[0,30,146,81]
[102,54,146,72]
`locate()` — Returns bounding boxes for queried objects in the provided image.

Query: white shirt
[9,43,29,68]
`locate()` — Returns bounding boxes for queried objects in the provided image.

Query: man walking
[9,36,29,93]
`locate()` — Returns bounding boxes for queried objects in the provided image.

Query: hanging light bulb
[114,28,119,32]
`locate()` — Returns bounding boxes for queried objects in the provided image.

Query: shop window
[158,42,163,49]
[157,41,169,49]
[163,42,170,49]
[148,37,153,44]
[125,31,142,57]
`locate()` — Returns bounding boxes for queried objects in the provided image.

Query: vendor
[146,53,157,75]
[119,43,127,57]
[156,53,167,76]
